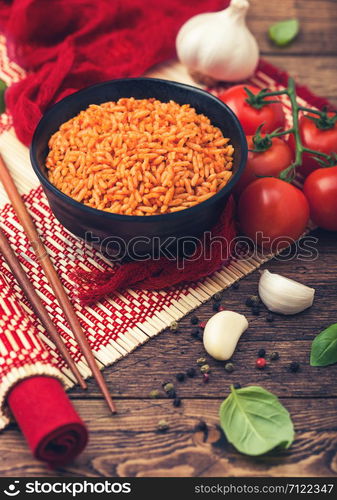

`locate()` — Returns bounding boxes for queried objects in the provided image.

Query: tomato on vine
[238,178,309,250]
[288,110,337,177]
[219,84,286,135]
[303,166,337,231]
[235,128,293,196]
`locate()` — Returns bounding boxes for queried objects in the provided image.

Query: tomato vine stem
[247,78,334,182]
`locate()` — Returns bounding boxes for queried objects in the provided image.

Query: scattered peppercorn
[173,398,181,407]
[232,282,240,289]
[203,373,210,383]
[197,357,207,366]
[167,389,176,399]
[194,420,208,432]
[266,312,274,323]
[163,383,174,393]
[176,372,185,382]
[270,351,279,361]
[213,292,222,301]
[246,295,260,307]
[256,357,267,370]
[190,315,199,325]
[199,320,207,329]
[252,305,260,316]
[213,302,220,312]
[149,389,160,399]
[186,367,196,378]
[289,361,300,373]
[258,348,266,358]
[191,328,200,338]
[169,321,179,332]
[224,362,234,373]
[200,364,210,374]
[157,419,169,432]
[218,305,226,311]
[233,383,241,389]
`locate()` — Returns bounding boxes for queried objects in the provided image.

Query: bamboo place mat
[0,37,314,388]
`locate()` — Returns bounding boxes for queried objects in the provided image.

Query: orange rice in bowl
[46,97,234,216]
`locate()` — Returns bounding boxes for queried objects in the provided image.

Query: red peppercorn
[218,305,226,311]
[203,373,209,383]
[199,321,207,329]
[256,357,267,370]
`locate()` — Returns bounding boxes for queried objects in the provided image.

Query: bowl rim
[30,77,247,223]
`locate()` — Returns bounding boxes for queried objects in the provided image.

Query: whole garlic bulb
[176,0,259,82]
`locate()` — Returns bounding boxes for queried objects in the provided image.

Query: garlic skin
[259,270,315,315]
[203,310,248,361]
[176,0,259,82]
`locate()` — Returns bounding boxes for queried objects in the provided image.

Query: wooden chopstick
[0,227,87,389]
[0,154,116,414]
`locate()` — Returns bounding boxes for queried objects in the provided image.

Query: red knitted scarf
[0,0,227,145]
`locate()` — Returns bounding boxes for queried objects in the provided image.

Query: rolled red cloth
[0,271,88,466]
[8,376,88,466]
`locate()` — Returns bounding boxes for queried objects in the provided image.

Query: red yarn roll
[8,376,88,467]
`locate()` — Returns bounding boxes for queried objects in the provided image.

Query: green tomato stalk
[245,78,336,182]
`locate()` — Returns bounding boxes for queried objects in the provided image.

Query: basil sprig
[310,323,337,367]
[268,19,299,47]
[219,385,294,456]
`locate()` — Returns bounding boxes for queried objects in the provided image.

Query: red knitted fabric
[0,0,227,145]
[73,196,236,305]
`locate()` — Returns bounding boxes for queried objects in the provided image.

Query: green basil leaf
[0,78,7,114]
[310,323,337,366]
[219,385,294,456]
[268,19,299,47]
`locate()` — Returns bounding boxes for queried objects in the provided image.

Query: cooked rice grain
[46,98,234,215]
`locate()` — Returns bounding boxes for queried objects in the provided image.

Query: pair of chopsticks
[0,154,116,414]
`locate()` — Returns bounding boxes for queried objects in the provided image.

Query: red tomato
[238,178,309,250]
[219,85,286,135]
[288,112,337,177]
[235,136,293,196]
[303,166,337,231]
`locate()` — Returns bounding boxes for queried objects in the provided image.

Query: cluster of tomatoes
[219,85,337,250]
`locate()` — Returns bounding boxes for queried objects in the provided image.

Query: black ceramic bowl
[30,78,247,260]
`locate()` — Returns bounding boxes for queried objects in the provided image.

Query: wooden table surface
[1,0,337,478]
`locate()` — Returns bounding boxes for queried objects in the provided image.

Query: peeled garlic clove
[258,270,315,315]
[203,310,248,361]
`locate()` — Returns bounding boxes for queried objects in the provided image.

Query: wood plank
[248,0,337,55]
[1,399,337,477]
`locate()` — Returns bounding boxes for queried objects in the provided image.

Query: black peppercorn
[270,351,279,361]
[212,302,220,312]
[186,367,196,378]
[191,327,200,338]
[167,389,176,399]
[246,295,260,307]
[176,372,185,382]
[173,398,181,407]
[233,383,241,389]
[213,292,222,301]
[252,305,260,316]
[190,315,199,325]
[258,348,266,358]
[266,312,274,322]
[232,282,240,289]
[289,361,300,373]
[194,420,208,432]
